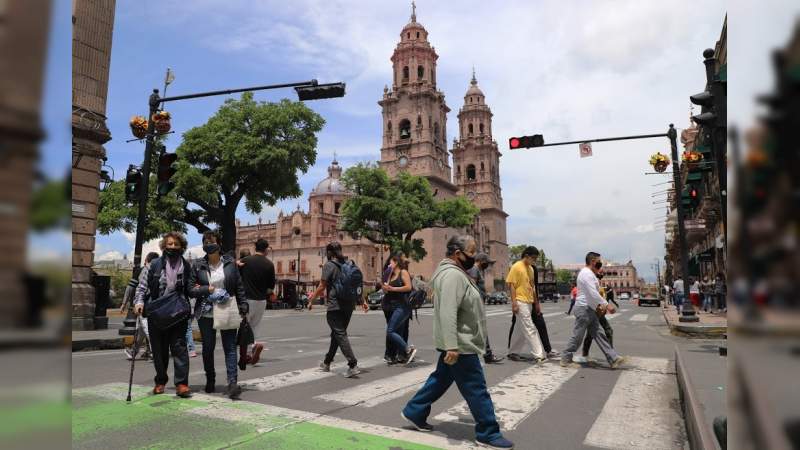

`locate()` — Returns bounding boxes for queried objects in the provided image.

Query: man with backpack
[308,241,366,378]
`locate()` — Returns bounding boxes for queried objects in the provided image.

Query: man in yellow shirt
[505,246,545,362]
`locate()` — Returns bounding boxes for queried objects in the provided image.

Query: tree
[556,269,575,285]
[508,244,527,262]
[98,93,325,251]
[338,164,479,261]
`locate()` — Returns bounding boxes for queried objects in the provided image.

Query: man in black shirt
[239,238,275,365]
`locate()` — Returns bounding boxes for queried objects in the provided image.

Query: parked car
[619,292,631,301]
[487,291,509,305]
[367,290,385,310]
[638,295,660,307]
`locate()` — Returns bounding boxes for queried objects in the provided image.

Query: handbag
[147,290,191,330]
[213,296,241,330]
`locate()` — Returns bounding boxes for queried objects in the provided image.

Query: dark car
[638,294,660,307]
[367,290,385,310]
[487,291,509,305]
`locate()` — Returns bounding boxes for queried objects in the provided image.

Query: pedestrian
[714,272,727,313]
[133,232,194,397]
[561,252,626,369]
[381,253,401,364]
[576,276,618,363]
[401,235,514,450]
[122,251,159,361]
[238,238,276,365]
[190,230,249,399]
[382,256,417,365]
[308,241,367,378]
[689,277,701,314]
[466,253,504,364]
[506,259,559,359]
[701,276,714,312]
[566,283,577,315]
[505,246,546,363]
[236,248,251,268]
[673,276,684,314]
[663,284,672,305]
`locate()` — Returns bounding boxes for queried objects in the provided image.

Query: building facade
[72,0,116,330]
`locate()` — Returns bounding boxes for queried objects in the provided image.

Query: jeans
[582,313,613,356]
[702,294,714,311]
[185,319,195,352]
[403,352,502,443]
[149,319,189,386]
[562,305,619,364]
[324,308,357,368]
[197,317,238,384]
[716,292,727,310]
[387,304,412,356]
[567,298,575,315]
[507,306,552,354]
[674,293,684,313]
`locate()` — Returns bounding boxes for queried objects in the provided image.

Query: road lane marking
[630,314,649,322]
[315,365,433,407]
[239,356,384,392]
[583,357,684,450]
[433,362,579,430]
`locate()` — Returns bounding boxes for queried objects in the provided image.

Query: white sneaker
[344,366,361,378]
[319,361,331,372]
[573,355,588,363]
[405,347,418,365]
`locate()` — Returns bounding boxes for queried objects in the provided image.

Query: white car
[619,293,631,300]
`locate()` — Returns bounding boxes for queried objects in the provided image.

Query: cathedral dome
[312,158,347,194]
[465,70,484,97]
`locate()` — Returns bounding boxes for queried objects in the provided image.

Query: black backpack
[331,260,363,303]
[408,288,427,323]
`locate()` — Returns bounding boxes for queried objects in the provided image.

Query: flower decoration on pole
[681,150,703,169]
[129,115,148,139]
[649,152,671,173]
[151,110,172,134]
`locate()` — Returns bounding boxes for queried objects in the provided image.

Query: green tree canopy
[556,268,575,285]
[339,164,479,261]
[98,92,325,251]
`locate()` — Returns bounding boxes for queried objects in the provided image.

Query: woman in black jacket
[190,230,248,399]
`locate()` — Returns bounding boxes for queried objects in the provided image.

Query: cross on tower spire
[471,66,477,85]
[411,1,416,22]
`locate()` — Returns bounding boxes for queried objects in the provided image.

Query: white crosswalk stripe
[433,362,580,430]
[630,314,648,322]
[315,365,433,407]
[583,357,683,450]
[240,356,384,392]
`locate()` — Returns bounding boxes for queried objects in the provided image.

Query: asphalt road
[72,301,689,450]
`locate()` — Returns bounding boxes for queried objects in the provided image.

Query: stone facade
[72,0,116,330]
[0,0,51,327]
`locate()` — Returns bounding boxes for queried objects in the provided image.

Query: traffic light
[686,182,701,209]
[295,82,346,101]
[690,82,726,127]
[156,152,178,197]
[124,165,142,203]
[508,134,544,149]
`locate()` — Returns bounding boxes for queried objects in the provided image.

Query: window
[417,115,422,127]
[416,32,419,38]
[334,202,340,214]
[468,124,473,135]
[434,122,439,141]
[371,256,375,267]
[457,165,461,175]
[399,119,411,139]
[318,202,324,213]
[479,123,484,134]
[277,261,282,273]
[467,164,476,181]
[387,121,392,133]
[418,65,424,79]
[407,32,410,38]
[301,260,306,272]
[480,162,485,171]
[403,66,409,80]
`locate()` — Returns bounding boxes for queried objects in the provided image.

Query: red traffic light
[690,189,698,198]
[509,137,521,149]
[508,135,544,149]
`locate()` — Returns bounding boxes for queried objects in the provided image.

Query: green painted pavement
[72,384,441,450]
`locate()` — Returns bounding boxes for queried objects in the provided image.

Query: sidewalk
[662,305,727,338]
[675,340,726,450]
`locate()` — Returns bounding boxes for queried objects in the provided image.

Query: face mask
[594,261,603,270]
[459,252,476,271]
[480,262,489,270]
[164,248,182,258]
[203,244,220,255]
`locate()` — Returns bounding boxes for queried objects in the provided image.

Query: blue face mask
[203,244,220,255]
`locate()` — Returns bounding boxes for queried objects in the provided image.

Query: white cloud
[96,251,125,261]
[634,224,655,234]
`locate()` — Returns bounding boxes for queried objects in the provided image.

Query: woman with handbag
[190,230,249,399]
[133,232,194,398]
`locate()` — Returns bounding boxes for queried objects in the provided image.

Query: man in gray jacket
[401,235,514,449]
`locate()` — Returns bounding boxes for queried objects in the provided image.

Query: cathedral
[236,5,508,293]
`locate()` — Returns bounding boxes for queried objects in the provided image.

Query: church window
[403,66,409,81]
[277,261,283,273]
[479,123,484,134]
[318,202,324,213]
[467,164,476,181]
[407,32,410,39]
[416,32,420,38]
[387,121,392,133]
[417,115,422,127]
[334,202,341,214]
[417,65,424,79]
[399,119,411,139]
[480,162,485,171]
[468,123,473,135]
[434,122,439,141]
[457,165,461,175]
[301,260,306,272]
[469,97,472,103]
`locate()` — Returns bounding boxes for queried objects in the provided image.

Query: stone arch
[399,119,411,139]
[417,65,424,80]
[479,123,484,134]
[403,66,409,81]
[468,123,474,135]
[387,121,392,133]
[466,164,476,181]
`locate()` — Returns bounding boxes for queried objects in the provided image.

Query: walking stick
[126,316,143,402]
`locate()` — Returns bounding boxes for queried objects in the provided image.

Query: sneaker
[610,355,628,370]
[573,355,588,363]
[547,350,560,359]
[344,366,361,378]
[475,436,514,449]
[152,384,165,395]
[319,361,331,372]
[383,355,395,365]
[507,353,533,362]
[175,384,192,398]
[484,354,505,364]
[560,359,580,368]
[250,343,264,365]
[189,350,197,358]
[227,382,242,400]
[401,411,433,432]
[405,346,417,365]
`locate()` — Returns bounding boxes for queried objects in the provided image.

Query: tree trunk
[220,205,238,256]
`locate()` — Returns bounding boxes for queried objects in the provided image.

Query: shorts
[689,293,700,307]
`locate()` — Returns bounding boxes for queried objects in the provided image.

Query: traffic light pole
[120,78,344,335]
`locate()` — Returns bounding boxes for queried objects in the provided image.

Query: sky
[44,0,796,281]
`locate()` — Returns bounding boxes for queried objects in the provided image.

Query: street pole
[669,124,698,322]
[296,249,301,306]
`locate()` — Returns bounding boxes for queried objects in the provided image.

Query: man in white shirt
[561,252,625,369]
[672,277,684,314]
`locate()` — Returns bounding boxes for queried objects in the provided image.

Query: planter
[152,111,171,134]
[653,160,669,173]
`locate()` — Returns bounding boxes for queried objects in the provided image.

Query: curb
[662,308,727,338]
[72,337,126,352]
[675,347,719,450]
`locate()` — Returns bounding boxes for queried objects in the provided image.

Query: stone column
[71,0,116,330]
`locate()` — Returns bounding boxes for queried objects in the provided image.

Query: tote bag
[213,296,241,330]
